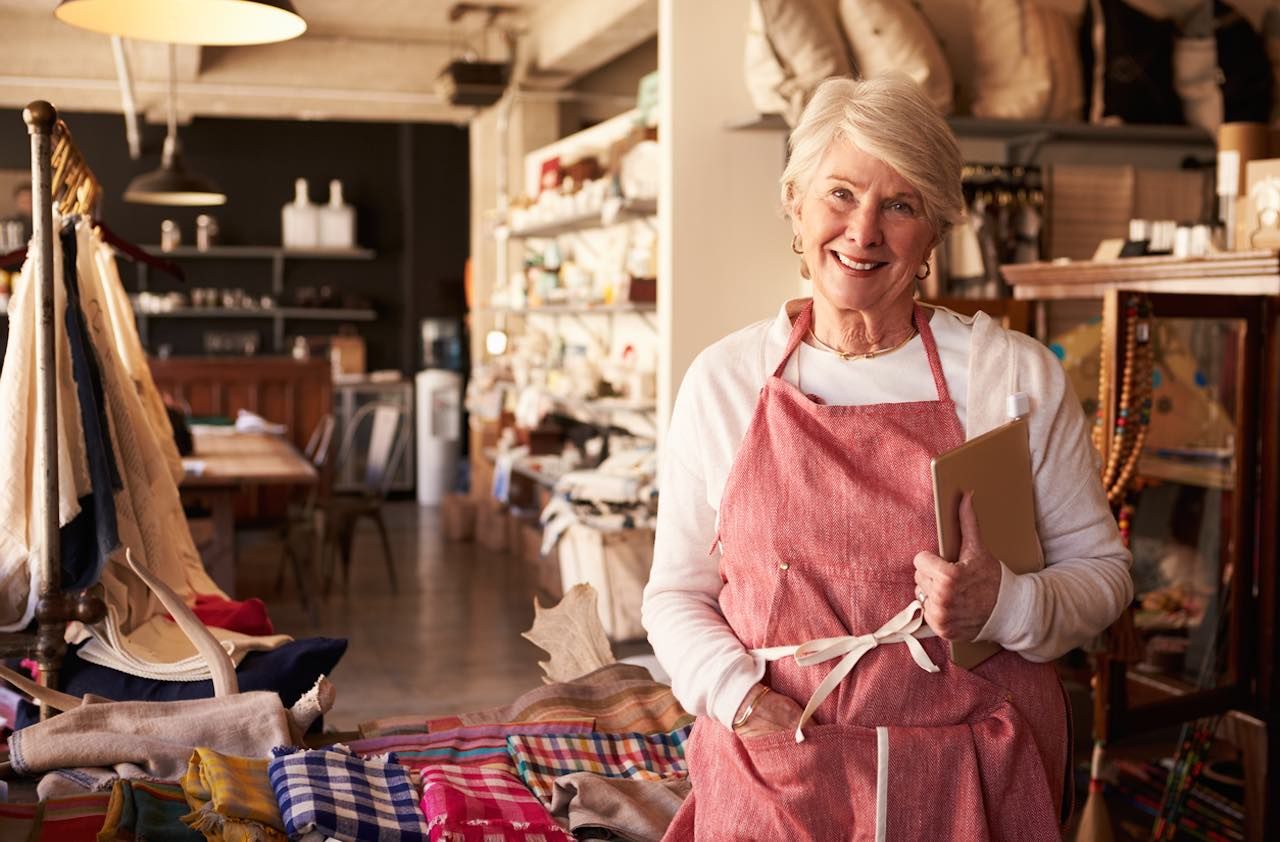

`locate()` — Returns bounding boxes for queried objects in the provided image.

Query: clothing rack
[0,102,106,717]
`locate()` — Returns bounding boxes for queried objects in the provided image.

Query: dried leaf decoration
[522,584,616,684]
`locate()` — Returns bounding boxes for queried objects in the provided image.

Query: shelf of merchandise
[133,244,379,354]
[479,302,656,316]
[142,245,375,260]
[502,197,658,240]
[135,307,378,321]
[727,113,1216,147]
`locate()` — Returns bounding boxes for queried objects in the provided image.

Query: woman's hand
[912,491,1002,642]
[732,684,805,739]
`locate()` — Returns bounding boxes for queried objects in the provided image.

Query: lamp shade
[55,0,306,46]
[124,140,226,206]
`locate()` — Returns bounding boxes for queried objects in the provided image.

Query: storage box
[329,334,366,376]
[441,493,476,542]
[507,509,538,558]
[476,499,509,552]
[557,524,655,642]
[521,523,562,601]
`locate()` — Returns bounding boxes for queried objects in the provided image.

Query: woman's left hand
[912,491,1002,642]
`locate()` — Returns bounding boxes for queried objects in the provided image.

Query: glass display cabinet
[1004,253,1280,841]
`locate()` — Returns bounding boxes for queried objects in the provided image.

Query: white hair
[780,75,965,246]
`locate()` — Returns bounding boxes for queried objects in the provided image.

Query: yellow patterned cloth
[181,747,287,842]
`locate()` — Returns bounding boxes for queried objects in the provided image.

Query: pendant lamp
[55,0,305,46]
[124,45,226,207]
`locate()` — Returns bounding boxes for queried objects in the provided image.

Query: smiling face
[791,137,936,320]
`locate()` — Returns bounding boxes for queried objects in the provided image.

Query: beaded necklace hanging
[1092,295,1155,507]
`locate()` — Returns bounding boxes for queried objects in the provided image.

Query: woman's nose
[844,204,883,248]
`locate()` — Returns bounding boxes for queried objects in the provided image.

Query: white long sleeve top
[643,300,1133,729]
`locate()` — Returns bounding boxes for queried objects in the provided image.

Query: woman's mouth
[833,252,887,272]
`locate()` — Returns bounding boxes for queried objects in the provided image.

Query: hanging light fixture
[124,44,226,206]
[55,0,305,46]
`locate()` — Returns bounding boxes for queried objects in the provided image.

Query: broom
[1076,740,1116,842]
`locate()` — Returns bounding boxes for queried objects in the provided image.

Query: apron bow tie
[753,600,941,743]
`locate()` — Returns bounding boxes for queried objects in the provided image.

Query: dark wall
[0,108,469,373]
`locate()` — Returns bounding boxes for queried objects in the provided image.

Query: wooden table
[181,428,316,595]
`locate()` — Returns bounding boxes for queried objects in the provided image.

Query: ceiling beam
[528,0,656,81]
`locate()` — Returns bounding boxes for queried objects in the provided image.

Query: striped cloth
[420,765,574,841]
[0,792,111,842]
[345,720,594,777]
[181,746,286,840]
[360,665,692,738]
[268,747,429,841]
[99,779,201,842]
[506,726,691,806]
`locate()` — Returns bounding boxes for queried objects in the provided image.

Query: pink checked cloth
[420,765,574,842]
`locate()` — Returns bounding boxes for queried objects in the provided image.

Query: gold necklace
[807,325,918,360]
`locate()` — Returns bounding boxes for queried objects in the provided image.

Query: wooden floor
[235,501,563,732]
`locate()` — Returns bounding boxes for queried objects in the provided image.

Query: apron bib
[665,301,1068,841]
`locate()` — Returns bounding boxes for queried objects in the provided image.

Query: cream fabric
[0,212,93,630]
[972,0,1083,121]
[65,221,289,675]
[837,0,953,114]
[643,302,1133,728]
[744,0,792,120]
[754,0,854,126]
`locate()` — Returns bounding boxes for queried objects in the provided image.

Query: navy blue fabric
[14,636,346,729]
[59,222,121,591]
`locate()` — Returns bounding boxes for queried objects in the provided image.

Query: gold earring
[915,262,931,280]
[792,234,803,255]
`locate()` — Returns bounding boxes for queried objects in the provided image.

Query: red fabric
[668,301,1068,840]
[420,765,575,841]
[165,594,275,636]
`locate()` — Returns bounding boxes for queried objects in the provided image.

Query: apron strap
[753,599,940,743]
[913,302,952,404]
[772,299,815,379]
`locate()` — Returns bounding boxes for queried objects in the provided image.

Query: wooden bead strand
[1097,296,1155,506]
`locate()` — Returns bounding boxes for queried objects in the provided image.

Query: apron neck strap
[773,299,955,405]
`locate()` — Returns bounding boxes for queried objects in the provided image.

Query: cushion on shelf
[750,0,854,126]
[838,0,954,114]
[972,0,1084,121]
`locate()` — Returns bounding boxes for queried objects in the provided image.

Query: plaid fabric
[181,746,286,838]
[100,779,201,842]
[506,726,691,806]
[268,747,429,841]
[345,720,594,777]
[360,665,691,739]
[420,765,574,841]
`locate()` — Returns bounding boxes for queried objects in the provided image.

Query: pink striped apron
[664,301,1068,840]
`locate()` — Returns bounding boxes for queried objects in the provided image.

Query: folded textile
[100,778,202,842]
[549,772,690,842]
[0,791,112,842]
[268,747,429,842]
[8,691,294,781]
[506,726,691,806]
[345,720,594,777]
[420,764,574,842]
[172,596,276,637]
[15,638,346,727]
[181,747,287,842]
[360,665,691,739]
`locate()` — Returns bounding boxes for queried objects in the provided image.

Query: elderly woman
[642,75,1132,839]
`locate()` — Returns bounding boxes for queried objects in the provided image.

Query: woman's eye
[831,188,853,202]
[888,201,916,215]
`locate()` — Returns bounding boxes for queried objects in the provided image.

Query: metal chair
[317,401,409,594]
[276,413,336,612]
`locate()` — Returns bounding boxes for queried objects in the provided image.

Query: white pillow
[972,0,1083,120]
[744,0,792,120]
[838,0,954,114]
[749,0,855,125]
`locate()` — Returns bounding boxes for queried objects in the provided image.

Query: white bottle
[282,178,319,249]
[319,179,356,249]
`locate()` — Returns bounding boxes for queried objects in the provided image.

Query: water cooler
[415,319,464,505]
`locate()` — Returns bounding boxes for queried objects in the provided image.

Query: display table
[181,428,317,594]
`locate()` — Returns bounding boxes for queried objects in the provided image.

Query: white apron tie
[752,600,941,743]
